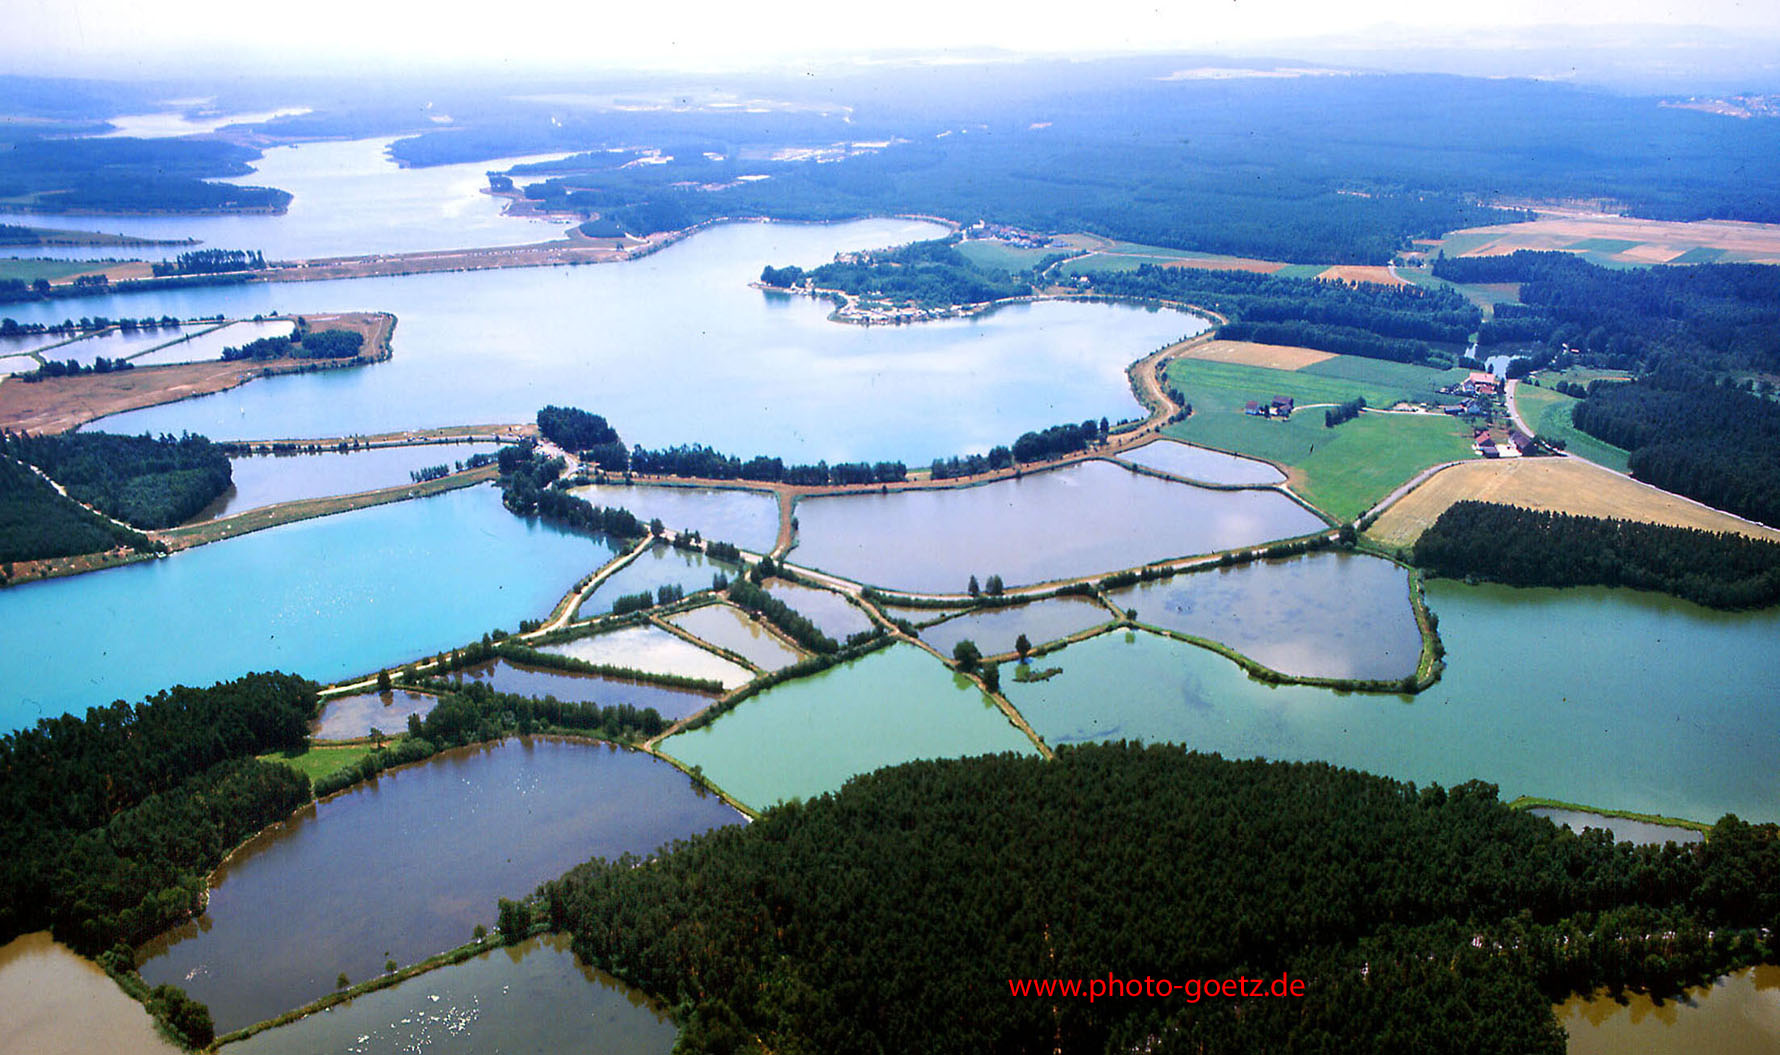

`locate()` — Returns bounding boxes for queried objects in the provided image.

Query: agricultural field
[1316,265,1406,286]
[952,238,1059,271]
[257,743,377,783]
[1162,353,1475,520]
[1365,457,1780,550]
[1426,214,1780,267]
[1056,234,1290,277]
[1511,378,1631,472]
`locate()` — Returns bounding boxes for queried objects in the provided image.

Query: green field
[259,743,376,783]
[953,239,1059,271]
[1057,238,1296,278]
[1272,264,1327,280]
[1395,265,1520,314]
[1511,379,1632,472]
[1162,356,1476,520]
[0,259,101,282]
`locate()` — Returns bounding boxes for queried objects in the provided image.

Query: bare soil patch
[1316,265,1407,287]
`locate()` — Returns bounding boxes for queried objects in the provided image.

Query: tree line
[533,742,1780,1054]
[1086,263,1477,366]
[630,443,908,486]
[149,249,266,277]
[221,327,363,362]
[1414,501,1780,609]
[1,430,232,529]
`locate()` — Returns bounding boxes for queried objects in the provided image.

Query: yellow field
[1179,339,1334,371]
[1436,215,1780,265]
[1366,457,1780,549]
[1317,265,1407,287]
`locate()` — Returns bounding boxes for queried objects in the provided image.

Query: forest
[536,405,628,469]
[1568,374,1780,528]
[0,673,320,956]
[1086,263,1477,365]
[0,430,232,529]
[1431,252,1780,374]
[0,136,290,214]
[535,743,1780,1054]
[761,238,1029,307]
[1413,501,1780,609]
[0,453,157,565]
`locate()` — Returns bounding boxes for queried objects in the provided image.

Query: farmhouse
[1462,372,1500,397]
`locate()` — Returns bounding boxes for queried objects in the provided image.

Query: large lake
[13,220,1205,463]
[788,460,1325,592]
[0,485,614,732]
[137,738,742,1033]
[998,581,1780,823]
[0,137,573,261]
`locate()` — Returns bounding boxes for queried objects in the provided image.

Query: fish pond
[918,594,1113,659]
[577,543,740,618]
[311,688,440,741]
[188,442,503,522]
[668,603,806,671]
[1116,440,1285,485]
[0,932,181,1055]
[230,934,677,1055]
[0,485,612,733]
[999,580,1780,823]
[1104,552,1422,682]
[445,657,718,720]
[763,578,877,641]
[1557,967,1780,1055]
[137,738,742,1033]
[662,643,1038,810]
[789,460,1325,593]
[1527,808,1704,847]
[569,481,780,553]
[542,625,753,689]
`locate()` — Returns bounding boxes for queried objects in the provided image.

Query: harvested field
[1180,339,1334,371]
[1317,265,1407,287]
[1157,256,1286,274]
[1366,457,1780,550]
[1434,215,1780,266]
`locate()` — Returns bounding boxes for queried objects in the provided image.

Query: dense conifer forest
[1,430,232,529]
[1413,501,1780,608]
[1431,252,1780,374]
[0,673,320,955]
[0,454,156,564]
[0,136,290,214]
[1563,375,1780,529]
[537,744,1780,1054]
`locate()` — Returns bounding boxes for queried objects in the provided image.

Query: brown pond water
[0,932,181,1055]
[1558,967,1780,1054]
[136,738,742,1034]
[311,688,440,741]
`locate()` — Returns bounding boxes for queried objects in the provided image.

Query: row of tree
[149,249,266,277]
[536,742,1780,1054]
[1414,500,1780,609]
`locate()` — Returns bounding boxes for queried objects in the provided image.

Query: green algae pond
[661,643,1038,810]
[998,580,1780,823]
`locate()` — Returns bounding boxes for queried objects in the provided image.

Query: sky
[9,0,1780,78]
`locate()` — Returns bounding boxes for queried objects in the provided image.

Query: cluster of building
[964,222,1055,249]
[1243,396,1295,419]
